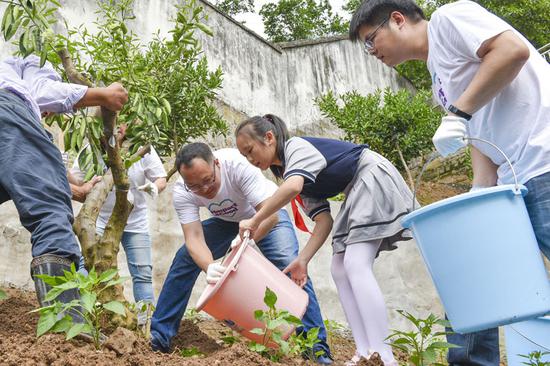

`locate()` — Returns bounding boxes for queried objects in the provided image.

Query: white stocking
[332,241,397,366]
[331,253,371,357]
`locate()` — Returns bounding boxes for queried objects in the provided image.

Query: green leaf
[50,316,72,333]
[0,289,7,300]
[80,292,96,314]
[103,301,126,316]
[1,4,14,39]
[44,287,64,302]
[249,328,265,335]
[196,22,213,37]
[66,322,87,340]
[37,311,57,337]
[263,287,277,310]
[98,268,118,283]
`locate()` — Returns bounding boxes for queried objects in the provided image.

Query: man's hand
[283,257,308,288]
[71,176,102,202]
[432,115,468,157]
[138,182,159,199]
[101,82,128,111]
[239,218,258,240]
[206,262,226,285]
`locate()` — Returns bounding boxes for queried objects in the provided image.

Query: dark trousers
[0,89,80,262]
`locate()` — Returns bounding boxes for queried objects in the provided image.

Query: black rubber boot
[30,254,84,323]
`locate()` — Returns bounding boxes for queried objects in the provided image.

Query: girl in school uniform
[235,114,415,366]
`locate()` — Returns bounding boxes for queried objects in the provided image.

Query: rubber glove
[137,182,159,199]
[206,262,226,284]
[230,236,256,249]
[432,115,468,157]
[127,189,134,205]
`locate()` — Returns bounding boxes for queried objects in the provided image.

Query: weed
[180,346,204,357]
[386,310,458,366]
[184,307,201,324]
[32,264,129,349]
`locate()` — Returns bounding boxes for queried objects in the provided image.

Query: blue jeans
[151,210,328,353]
[0,89,80,263]
[446,171,550,365]
[86,229,154,303]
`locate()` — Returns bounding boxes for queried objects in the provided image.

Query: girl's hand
[283,257,308,288]
[239,217,258,239]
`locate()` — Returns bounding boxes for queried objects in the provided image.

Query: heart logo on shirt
[208,199,239,218]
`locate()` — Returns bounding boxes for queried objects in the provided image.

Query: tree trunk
[396,142,415,190]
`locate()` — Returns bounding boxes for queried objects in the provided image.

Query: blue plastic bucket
[401,184,550,333]
[504,316,550,366]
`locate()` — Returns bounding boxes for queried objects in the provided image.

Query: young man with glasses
[349,1,550,365]
[150,142,332,364]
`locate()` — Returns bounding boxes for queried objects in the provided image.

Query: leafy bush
[33,265,128,349]
[386,310,458,366]
[317,88,443,186]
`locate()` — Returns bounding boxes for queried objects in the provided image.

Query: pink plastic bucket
[196,235,309,343]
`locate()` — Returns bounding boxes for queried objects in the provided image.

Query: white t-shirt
[173,148,279,225]
[427,0,550,185]
[72,146,167,233]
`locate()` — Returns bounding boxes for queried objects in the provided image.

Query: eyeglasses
[364,17,389,53]
[184,161,217,193]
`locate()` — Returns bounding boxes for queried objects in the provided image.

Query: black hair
[235,114,290,179]
[349,0,425,41]
[176,142,214,171]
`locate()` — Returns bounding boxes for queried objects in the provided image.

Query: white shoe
[345,351,362,366]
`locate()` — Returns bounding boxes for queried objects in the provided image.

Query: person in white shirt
[0,55,127,320]
[150,143,332,364]
[72,125,167,311]
[348,1,550,365]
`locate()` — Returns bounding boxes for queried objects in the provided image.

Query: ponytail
[235,114,290,179]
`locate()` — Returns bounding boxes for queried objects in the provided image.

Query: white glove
[206,262,226,284]
[231,236,256,250]
[137,182,159,199]
[127,190,134,205]
[432,115,468,157]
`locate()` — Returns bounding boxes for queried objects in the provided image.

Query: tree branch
[57,48,92,87]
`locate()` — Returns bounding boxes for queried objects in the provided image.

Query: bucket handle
[412,137,520,211]
[220,230,251,265]
[508,324,550,352]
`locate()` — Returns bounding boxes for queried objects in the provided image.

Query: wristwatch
[448,104,472,121]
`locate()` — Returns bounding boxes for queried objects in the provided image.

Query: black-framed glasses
[364,17,389,53]
[184,161,217,193]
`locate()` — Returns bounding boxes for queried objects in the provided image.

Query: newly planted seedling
[324,318,344,351]
[32,265,129,349]
[184,307,202,324]
[386,310,458,366]
[248,287,321,362]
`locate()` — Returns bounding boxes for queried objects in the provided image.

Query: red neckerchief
[291,195,311,234]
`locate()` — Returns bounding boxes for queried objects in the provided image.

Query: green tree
[215,0,255,17]
[1,0,226,311]
[260,0,348,43]
[317,88,443,187]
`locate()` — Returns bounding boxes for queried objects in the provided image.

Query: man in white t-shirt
[349,0,550,365]
[72,132,167,309]
[150,143,332,364]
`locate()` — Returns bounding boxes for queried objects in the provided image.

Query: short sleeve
[283,137,327,183]
[172,178,201,224]
[430,1,512,61]
[233,160,273,209]
[142,146,167,181]
[300,195,330,220]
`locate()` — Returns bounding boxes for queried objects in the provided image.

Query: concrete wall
[0,0,443,333]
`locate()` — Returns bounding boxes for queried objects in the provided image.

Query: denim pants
[446,170,550,365]
[88,229,154,303]
[151,210,328,353]
[0,89,80,263]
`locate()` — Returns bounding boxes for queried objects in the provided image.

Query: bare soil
[0,288,402,366]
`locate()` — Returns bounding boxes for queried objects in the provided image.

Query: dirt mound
[0,287,387,365]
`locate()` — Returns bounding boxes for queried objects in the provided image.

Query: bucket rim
[196,238,249,311]
[401,184,527,228]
